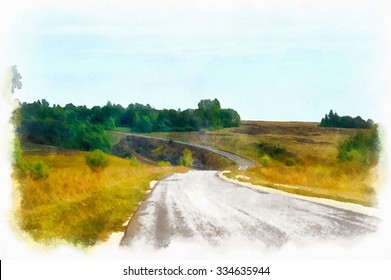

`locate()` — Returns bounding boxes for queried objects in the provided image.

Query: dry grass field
[15,148,187,247]
[147,121,381,206]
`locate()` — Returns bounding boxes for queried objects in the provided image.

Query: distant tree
[320,110,374,129]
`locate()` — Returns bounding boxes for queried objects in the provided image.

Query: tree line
[15,98,240,152]
[319,110,374,129]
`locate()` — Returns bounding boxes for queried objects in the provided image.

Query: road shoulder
[218,171,380,218]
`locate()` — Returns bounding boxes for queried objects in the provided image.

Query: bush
[27,160,50,180]
[285,158,297,166]
[85,150,109,172]
[179,149,193,167]
[13,136,28,178]
[257,142,287,159]
[129,155,139,166]
[337,127,380,165]
[257,142,297,165]
[157,161,171,167]
[259,155,272,166]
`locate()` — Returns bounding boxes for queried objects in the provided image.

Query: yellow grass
[15,151,187,247]
[146,121,381,206]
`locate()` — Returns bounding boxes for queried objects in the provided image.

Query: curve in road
[111,131,254,170]
[120,171,379,250]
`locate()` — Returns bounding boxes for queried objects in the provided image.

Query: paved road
[120,171,379,249]
[111,131,254,170]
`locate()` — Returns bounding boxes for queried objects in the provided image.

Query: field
[146,121,381,206]
[14,120,381,247]
[15,146,187,247]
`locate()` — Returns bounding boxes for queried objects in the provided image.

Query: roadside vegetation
[14,147,187,247]
[146,121,381,207]
[85,149,110,172]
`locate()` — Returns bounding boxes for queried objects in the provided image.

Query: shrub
[257,141,297,165]
[337,127,380,165]
[27,160,50,180]
[85,150,109,172]
[285,158,297,166]
[157,161,171,167]
[179,148,193,167]
[257,142,287,159]
[13,136,28,178]
[259,155,272,166]
[129,155,139,166]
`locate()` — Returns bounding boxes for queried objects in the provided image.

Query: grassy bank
[146,121,381,206]
[15,149,187,247]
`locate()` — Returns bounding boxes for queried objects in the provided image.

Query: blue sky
[7,1,389,121]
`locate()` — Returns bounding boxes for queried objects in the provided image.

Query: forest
[15,98,241,152]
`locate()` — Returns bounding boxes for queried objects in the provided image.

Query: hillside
[145,121,381,206]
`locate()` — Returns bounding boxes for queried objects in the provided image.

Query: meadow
[15,146,187,247]
[146,121,381,206]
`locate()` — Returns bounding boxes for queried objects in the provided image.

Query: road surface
[120,171,379,249]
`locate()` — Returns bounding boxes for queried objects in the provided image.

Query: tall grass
[15,152,187,247]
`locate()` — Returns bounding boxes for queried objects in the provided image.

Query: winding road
[117,132,379,250]
[111,131,254,170]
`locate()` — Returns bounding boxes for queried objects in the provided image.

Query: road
[111,131,254,170]
[120,171,379,249]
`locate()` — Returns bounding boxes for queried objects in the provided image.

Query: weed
[27,160,51,180]
[129,155,139,166]
[157,161,171,167]
[151,146,164,153]
[179,149,193,167]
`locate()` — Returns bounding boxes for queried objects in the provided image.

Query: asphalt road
[120,171,379,249]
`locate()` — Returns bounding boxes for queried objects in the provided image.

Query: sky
[2,0,391,121]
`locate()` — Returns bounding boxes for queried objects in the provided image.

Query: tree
[319,110,374,129]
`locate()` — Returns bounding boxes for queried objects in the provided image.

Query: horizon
[15,97,377,123]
